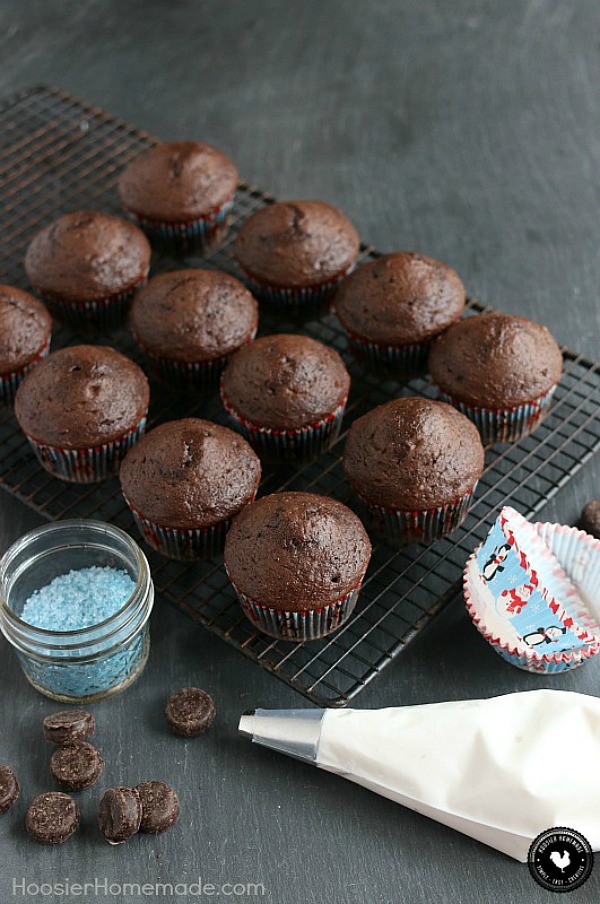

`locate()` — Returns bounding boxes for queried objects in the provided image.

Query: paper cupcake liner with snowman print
[0,338,50,405]
[125,196,234,250]
[464,506,600,673]
[438,384,557,444]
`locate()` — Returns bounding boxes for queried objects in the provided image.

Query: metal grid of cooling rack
[1,85,599,706]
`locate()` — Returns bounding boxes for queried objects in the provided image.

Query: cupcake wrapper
[238,262,355,309]
[362,485,477,545]
[38,273,148,331]
[347,334,429,373]
[0,338,50,404]
[221,389,347,461]
[464,507,600,674]
[135,328,257,391]
[126,196,234,248]
[26,415,147,483]
[126,504,231,561]
[437,384,557,444]
[231,582,362,641]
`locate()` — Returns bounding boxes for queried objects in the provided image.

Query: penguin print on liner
[523,626,568,647]
[482,543,511,581]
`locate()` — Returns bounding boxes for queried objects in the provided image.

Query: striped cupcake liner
[464,513,600,674]
[221,388,347,462]
[437,384,557,444]
[125,196,234,249]
[125,505,231,560]
[134,328,257,391]
[0,338,50,405]
[25,415,147,484]
[362,485,477,545]
[38,273,148,332]
[347,334,429,374]
[238,262,355,310]
[231,582,363,642]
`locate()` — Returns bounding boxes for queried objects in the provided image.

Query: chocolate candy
[98,787,142,844]
[0,765,19,814]
[581,500,600,539]
[25,792,80,844]
[50,741,104,791]
[165,687,216,737]
[136,781,180,834]
[43,710,95,745]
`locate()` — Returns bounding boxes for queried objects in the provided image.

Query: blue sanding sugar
[21,566,136,631]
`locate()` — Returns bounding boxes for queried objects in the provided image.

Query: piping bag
[239,689,600,861]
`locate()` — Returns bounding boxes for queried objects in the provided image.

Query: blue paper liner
[464,508,600,674]
[125,196,234,249]
[124,502,232,561]
[133,328,257,391]
[238,263,354,310]
[437,384,557,444]
[38,273,148,331]
[230,581,363,641]
[25,415,147,484]
[360,484,477,545]
[0,338,50,405]
[220,388,347,461]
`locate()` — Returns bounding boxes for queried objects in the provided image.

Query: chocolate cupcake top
[118,141,238,222]
[343,397,484,510]
[15,345,149,448]
[221,333,350,430]
[25,211,151,302]
[428,312,563,408]
[224,492,371,609]
[120,418,261,529]
[234,201,360,288]
[335,252,465,345]
[129,269,258,363]
[0,285,52,372]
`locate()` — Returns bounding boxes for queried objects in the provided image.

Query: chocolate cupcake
[25,211,151,330]
[220,333,350,461]
[343,397,485,543]
[15,345,149,483]
[335,252,465,373]
[234,201,360,308]
[129,269,258,389]
[118,141,238,247]
[428,312,563,443]
[120,418,261,559]
[224,491,371,641]
[0,285,52,404]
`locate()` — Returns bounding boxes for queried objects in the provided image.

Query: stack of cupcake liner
[464,506,600,673]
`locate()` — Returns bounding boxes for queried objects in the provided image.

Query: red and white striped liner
[0,337,50,404]
[436,384,557,444]
[220,384,348,462]
[464,510,600,673]
[357,484,477,545]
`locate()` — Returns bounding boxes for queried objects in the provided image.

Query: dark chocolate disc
[98,787,142,844]
[581,500,600,539]
[136,781,180,834]
[43,710,96,745]
[25,792,80,844]
[50,742,104,791]
[0,765,19,814]
[165,687,216,737]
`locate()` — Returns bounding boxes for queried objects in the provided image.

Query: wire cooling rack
[1,86,599,706]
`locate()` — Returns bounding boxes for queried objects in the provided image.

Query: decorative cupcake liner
[134,328,257,391]
[437,384,557,444]
[361,485,477,545]
[463,507,600,674]
[0,338,50,405]
[25,415,147,484]
[220,388,347,462]
[346,334,429,374]
[230,581,363,642]
[124,502,232,561]
[125,196,234,249]
[37,273,149,331]
[238,262,355,310]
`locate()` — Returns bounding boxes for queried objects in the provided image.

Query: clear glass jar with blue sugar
[0,520,154,703]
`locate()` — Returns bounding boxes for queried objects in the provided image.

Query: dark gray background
[1,1,599,902]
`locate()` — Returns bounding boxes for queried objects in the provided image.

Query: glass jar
[0,519,154,703]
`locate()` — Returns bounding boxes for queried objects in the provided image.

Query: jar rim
[0,518,151,641]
